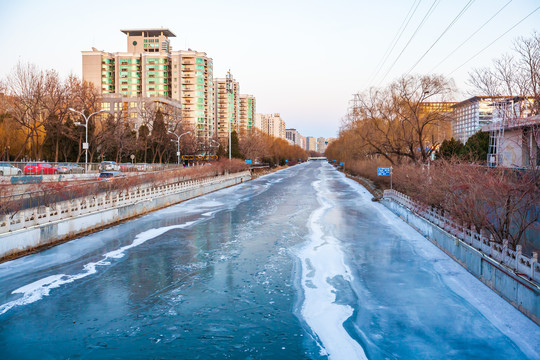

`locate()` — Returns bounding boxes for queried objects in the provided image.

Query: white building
[255,113,286,139]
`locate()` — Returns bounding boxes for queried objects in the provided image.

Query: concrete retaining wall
[382,198,540,326]
[0,171,251,260]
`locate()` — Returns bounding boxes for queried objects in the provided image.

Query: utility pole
[226,70,233,161]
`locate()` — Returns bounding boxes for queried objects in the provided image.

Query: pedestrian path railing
[0,171,250,236]
[383,189,540,285]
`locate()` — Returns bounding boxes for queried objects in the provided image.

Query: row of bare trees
[326,32,540,252]
[468,31,540,115]
[0,63,100,162]
[0,62,307,165]
[327,74,455,165]
[0,62,202,163]
[239,129,308,165]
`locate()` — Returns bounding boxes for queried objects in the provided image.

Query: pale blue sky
[0,0,538,138]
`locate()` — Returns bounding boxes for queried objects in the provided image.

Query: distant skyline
[0,0,538,138]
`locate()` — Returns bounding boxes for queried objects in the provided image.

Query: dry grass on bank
[343,158,540,251]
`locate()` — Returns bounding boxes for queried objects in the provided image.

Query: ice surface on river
[0,162,538,360]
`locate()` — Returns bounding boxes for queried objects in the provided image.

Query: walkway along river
[0,162,538,359]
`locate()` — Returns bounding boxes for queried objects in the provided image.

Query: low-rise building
[452,96,512,143]
[419,102,456,145]
[483,115,540,168]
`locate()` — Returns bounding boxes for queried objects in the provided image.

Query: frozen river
[0,162,538,359]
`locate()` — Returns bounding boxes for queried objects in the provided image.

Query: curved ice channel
[294,170,367,359]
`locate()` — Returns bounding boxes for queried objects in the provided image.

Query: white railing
[383,189,540,284]
[0,171,250,236]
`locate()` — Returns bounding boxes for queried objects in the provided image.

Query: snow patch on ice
[294,168,367,360]
[0,221,195,316]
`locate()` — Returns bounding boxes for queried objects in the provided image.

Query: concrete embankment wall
[382,198,540,326]
[0,171,251,261]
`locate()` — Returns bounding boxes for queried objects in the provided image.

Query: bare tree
[41,70,71,162]
[468,31,540,115]
[4,62,49,160]
[344,75,454,164]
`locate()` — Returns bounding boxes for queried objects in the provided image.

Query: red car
[24,162,58,175]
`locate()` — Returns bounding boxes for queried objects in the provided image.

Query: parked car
[135,163,148,171]
[120,163,137,172]
[57,162,85,174]
[98,171,124,181]
[24,162,58,175]
[99,161,120,171]
[0,162,22,176]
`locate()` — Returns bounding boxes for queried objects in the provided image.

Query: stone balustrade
[0,172,249,236]
[384,189,540,285]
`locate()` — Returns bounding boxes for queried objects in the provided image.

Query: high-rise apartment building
[213,75,239,140]
[82,29,214,138]
[306,137,317,151]
[316,137,326,153]
[299,135,306,150]
[255,113,285,139]
[254,113,266,132]
[286,128,301,146]
[239,95,256,136]
[173,50,214,138]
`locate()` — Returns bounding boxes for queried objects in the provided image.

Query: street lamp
[210,139,220,157]
[69,108,107,173]
[168,131,191,165]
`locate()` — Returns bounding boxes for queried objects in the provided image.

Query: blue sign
[285,160,288,163]
[339,162,344,166]
[245,160,252,165]
[377,167,391,176]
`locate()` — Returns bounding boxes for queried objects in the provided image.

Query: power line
[378,0,441,86]
[406,0,476,75]
[429,0,513,73]
[449,5,540,76]
[368,0,423,86]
